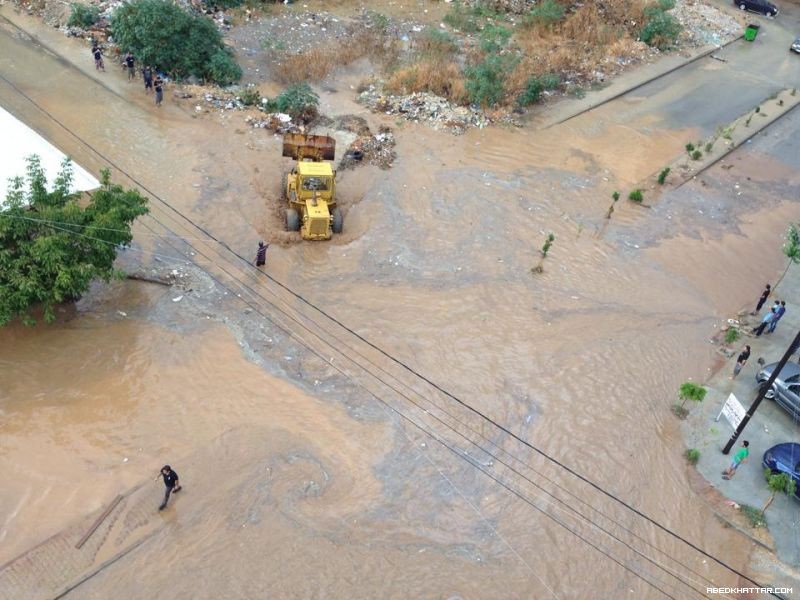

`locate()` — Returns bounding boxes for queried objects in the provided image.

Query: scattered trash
[172,295,183,302]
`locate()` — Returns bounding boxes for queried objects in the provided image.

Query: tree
[761,469,797,516]
[774,223,800,291]
[111,0,241,85]
[0,156,148,325]
[678,381,706,409]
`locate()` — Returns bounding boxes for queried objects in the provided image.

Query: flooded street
[2,5,799,598]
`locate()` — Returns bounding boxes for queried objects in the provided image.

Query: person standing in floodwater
[124,52,135,81]
[255,241,268,267]
[142,65,153,93]
[156,465,181,510]
[154,76,164,106]
[91,44,104,71]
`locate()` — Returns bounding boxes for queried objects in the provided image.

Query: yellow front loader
[282,133,342,241]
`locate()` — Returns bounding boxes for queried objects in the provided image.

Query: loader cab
[296,162,335,203]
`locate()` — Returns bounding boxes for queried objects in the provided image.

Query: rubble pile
[673,0,743,47]
[340,124,397,170]
[358,86,489,135]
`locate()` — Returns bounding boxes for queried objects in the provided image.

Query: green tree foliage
[762,468,797,515]
[640,1,682,50]
[465,54,516,107]
[68,3,100,28]
[266,83,320,121]
[111,0,241,85]
[517,73,560,106]
[775,223,800,290]
[0,156,148,325]
[678,381,706,409]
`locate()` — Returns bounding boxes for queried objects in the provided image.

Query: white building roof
[0,106,100,207]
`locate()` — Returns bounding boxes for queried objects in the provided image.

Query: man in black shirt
[142,65,153,93]
[156,465,182,510]
[124,52,135,81]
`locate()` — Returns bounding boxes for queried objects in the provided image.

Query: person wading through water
[155,465,181,510]
[255,241,268,267]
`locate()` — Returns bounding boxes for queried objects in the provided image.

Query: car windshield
[301,176,330,191]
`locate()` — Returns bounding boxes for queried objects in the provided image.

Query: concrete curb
[541,35,744,129]
[672,89,800,189]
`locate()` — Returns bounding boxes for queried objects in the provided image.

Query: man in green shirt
[722,441,749,479]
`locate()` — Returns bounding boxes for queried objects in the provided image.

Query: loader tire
[286,208,300,232]
[332,208,343,234]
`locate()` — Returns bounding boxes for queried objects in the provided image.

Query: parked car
[735,0,778,16]
[762,443,800,499]
[756,361,800,419]
[791,37,800,53]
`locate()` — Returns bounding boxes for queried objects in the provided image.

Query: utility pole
[723,329,800,454]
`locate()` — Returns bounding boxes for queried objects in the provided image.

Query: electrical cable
[0,71,778,598]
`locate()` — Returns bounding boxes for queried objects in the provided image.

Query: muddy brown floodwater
[1,5,798,598]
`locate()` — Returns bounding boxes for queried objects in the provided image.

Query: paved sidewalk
[683,261,800,568]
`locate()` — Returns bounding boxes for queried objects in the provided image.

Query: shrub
[386,59,467,103]
[526,0,566,27]
[705,142,714,153]
[111,0,241,85]
[612,191,620,201]
[725,327,740,345]
[741,504,767,528]
[685,142,695,152]
[628,189,644,203]
[640,6,682,50]
[418,28,458,56]
[517,73,560,106]
[480,23,513,53]
[68,3,100,28]
[679,381,706,409]
[691,149,702,160]
[274,83,319,121]
[657,167,670,185]
[207,50,242,87]
[238,86,261,106]
[443,2,480,33]
[465,54,516,107]
[541,233,555,257]
[685,449,700,465]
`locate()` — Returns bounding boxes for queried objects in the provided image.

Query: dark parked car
[756,361,800,419]
[735,0,778,16]
[763,443,800,499]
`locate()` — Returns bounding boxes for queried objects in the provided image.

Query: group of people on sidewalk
[751,284,788,336]
[89,45,164,106]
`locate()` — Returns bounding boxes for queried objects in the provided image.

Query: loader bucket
[282,133,336,161]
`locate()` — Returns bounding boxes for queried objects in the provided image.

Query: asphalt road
[586,0,800,138]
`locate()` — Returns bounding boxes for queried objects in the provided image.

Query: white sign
[716,393,746,429]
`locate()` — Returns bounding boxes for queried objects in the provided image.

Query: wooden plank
[74,495,123,550]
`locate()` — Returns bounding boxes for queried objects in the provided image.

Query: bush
[418,28,458,56]
[612,191,620,201]
[238,86,261,106]
[207,50,242,87]
[480,23,513,53]
[691,149,702,160]
[685,449,700,465]
[628,189,644,203]
[517,73,560,106]
[274,83,319,121]
[741,504,767,528]
[526,0,565,27]
[685,142,695,152]
[68,3,100,28]
[725,327,740,345]
[111,0,241,85]
[657,167,670,185]
[640,6,682,50]
[443,2,480,33]
[465,54,516,107]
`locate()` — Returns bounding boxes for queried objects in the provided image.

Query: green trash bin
[744,24,760,42]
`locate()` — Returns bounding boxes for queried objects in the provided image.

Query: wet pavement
[2,2,800,598]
